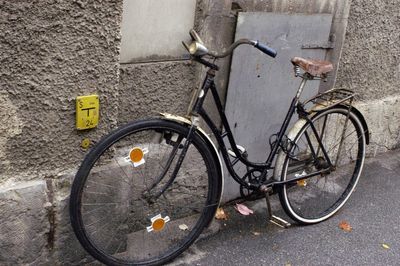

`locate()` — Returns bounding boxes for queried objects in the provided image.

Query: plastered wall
[0,0,122,184]
[336,0,400,153]
[0,0,123,264]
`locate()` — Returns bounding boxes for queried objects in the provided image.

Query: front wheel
[278,107,366,224]
[70,119,221,265]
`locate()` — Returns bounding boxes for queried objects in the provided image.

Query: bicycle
[69,29,369,265]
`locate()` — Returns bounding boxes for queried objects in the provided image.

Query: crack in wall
[45,178,56,251]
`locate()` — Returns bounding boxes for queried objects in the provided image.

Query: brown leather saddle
[291,57,333,77]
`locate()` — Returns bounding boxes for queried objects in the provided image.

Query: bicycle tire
[278,107,366,224]
[70,118,221,265]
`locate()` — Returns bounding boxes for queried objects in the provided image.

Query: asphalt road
[169,150,400,266]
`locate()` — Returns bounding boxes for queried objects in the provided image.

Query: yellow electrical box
[76,95,99,130]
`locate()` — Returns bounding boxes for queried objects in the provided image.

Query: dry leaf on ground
[179,224,188,231]
[339,220,352,232]
[234,203,254,216]
[215,207,228,220]
[382,243,390,249]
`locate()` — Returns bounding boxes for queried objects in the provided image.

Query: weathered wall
[0,0,123,264]
[118,62,196,125]
[336,0,400,153]
[337,0,399,100]
[0,0,122,183]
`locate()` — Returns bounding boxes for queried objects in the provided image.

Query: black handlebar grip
[254,41,277,58]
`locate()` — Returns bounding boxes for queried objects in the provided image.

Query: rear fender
[340,104,370,145]
[311,103,370,145]
[273,103,370,181]
[273,118,307,181]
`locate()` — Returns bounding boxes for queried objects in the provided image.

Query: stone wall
[0,0,123,264]
[335,0,400,154]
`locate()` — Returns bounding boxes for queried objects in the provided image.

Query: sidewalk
[170,149,400,265]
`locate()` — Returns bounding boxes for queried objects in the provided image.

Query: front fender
[160,113,224,202]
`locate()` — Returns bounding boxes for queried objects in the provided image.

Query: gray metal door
[222,12,333,201]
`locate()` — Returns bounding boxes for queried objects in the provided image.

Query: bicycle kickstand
[260,186,291,228]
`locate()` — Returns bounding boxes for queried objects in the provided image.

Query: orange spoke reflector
[297,179,307,187]
[146,214,170,232]
[130,147,144,163]
[152,218,166,231]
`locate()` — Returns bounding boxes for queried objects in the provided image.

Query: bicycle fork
[151,122,197,199]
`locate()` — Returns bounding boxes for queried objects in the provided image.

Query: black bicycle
[70,29,369,265]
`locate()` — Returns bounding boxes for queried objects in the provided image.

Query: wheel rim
[73,123,217,265]
[282,109,366,223]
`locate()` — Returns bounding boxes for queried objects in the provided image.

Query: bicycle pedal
[269,215,291,228]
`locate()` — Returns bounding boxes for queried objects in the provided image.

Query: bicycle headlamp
[189,42,209,56]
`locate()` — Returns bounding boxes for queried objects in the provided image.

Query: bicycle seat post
[295,76,308,103]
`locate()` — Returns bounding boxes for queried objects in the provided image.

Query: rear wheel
[70,119,221,265]
[278,107,366,224]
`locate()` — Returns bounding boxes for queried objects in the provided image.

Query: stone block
[47,173,93,265]
[0,181,49,264]
[355,96,400,156]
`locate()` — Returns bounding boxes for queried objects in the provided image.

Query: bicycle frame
[188,68,333,191]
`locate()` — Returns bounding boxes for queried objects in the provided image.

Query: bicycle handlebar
[208,39,277,58]
[207,39,255,58]
[184,29,277,59]
[253,41,278,58]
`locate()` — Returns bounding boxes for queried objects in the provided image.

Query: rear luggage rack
[305,88,355,112]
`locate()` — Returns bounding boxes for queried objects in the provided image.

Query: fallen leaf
[179,224,188,231]
[339,220,352,232]
[215,207,228,220]
[252,231,260,236]
[382,243,390,249]
[234,203,254,216]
